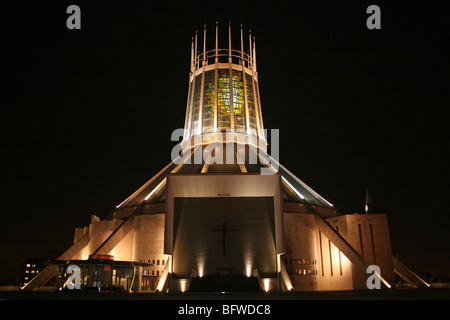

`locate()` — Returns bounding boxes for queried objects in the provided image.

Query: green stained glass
[245,73,257,135]
[217,69,230,129]
[190,68,259,136]
[190,75,203,136]
[232,70,245,131]
[202,70,215,132]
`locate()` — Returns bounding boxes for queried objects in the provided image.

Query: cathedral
[23,23,429,293]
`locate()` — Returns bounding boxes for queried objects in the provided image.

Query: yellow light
[156,274,167,292]
[243,250,255,278]
[180,279,188,292]
[244,259,253,277]
[196,257,205,278]
[262,279,270,292]
[156,256,171,292]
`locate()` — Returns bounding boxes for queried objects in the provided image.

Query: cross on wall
[210,222,238,256]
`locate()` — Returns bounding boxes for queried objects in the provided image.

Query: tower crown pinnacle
[181,22,265,152]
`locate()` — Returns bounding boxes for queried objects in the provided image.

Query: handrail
[194,48,253,67]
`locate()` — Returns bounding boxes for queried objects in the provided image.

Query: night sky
[1,1,449,277]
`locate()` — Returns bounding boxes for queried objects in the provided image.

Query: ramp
[22,232,90,291]
[393,256,430,288]
[89,212,137,258]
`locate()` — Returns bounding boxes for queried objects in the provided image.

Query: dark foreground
[1,287,449,300]
[1,288,447,318]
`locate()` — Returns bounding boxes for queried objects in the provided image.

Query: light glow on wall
[196,255,206,278]
[156,256,171,292]
[243,251,254,278]
[332,246,350,269]
[180,279,189,292]
[340,251,349,265]
[245,265,252,278]
[198,267,204,278]
[262,278,270,292]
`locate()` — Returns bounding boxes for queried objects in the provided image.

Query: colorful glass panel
[232,70,245,132]
[217,69,230,130]
[245,73,257,135]
[202,70,215,132]
[190,75,202,136]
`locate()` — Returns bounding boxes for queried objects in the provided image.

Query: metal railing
[194,48,254,69]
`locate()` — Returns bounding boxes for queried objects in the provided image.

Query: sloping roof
[114,143,333,211]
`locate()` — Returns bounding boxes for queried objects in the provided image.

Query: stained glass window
[188,69,260,137]
[202,70,215,133]
[190,75,203,136]
[232,70,246,132]
[245,73,257,135]
[217,69,230,130]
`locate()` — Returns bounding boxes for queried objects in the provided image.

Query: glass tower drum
[181,23,265,152]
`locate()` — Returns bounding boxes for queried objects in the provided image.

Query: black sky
[1,0,449,276]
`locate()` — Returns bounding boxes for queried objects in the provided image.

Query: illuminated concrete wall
[73,226,89,260]
[73,219,128,260]
[110,222,133,262]
[283,212,320,291]
[72,207,395,292]
[329,213,395,289]
[316,227,354,291]
[317,213,395,290]
[282,211,395,291]
[132,214,166,267]
[72,215,166,265]
[171,197,277,279]
[86,219,114,259]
